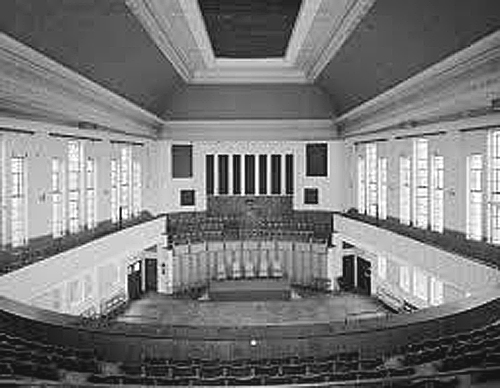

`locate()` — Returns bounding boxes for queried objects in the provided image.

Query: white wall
[344,94,500,236]
[0,116,157,245]
[158,140,345,213]
[335,214,500,303]
[0,216,164,315]
[163,84,334,120]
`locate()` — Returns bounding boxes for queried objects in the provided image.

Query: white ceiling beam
[127,0,374,84]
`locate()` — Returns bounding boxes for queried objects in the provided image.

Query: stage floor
[117,286,389,327]
[208,279,291,301]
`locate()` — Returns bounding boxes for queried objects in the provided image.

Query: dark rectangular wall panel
[285,154,294,195]
[206,155,214,195]
[172,144,193,178]
[259,155,267,195]
[180,190,195,206]
[271,155,282,195]
[306,143,328,177]
[304,188,319,204]
[233,155,241,195]
[245,155,256,194]
[218,155,229,195]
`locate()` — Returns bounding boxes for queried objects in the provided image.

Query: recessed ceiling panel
[198,0,303,58]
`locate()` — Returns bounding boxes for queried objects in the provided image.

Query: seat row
[0,211,154,275]
[2,320,500,386]
[89,367,415,387]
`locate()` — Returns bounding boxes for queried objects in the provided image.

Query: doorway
[127,261,142,300]
[342,255,355,291]
[356,257,372,295]
[145,258,158,293]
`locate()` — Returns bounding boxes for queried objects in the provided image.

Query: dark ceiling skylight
[198,0,303,58]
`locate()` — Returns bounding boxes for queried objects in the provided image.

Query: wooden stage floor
[117,283,389,327]
[208,279,292,301]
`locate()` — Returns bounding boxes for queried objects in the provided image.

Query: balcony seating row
[170,230,322,247]
[0,211,154,276]
[167,210,332,246]
[342,209,500,269]
[0,332,101,384]
[2,320,500,386]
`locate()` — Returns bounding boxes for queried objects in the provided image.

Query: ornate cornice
[161,119,338,141]
[337,30,500,136]
[126,0,374,84]
[0,32,164,137]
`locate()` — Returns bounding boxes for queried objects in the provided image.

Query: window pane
[467,154,482,240]
[358,156,366,213]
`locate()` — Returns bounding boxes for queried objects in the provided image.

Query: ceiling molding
[126,0,375,84]
[176,0,215,68]
[336,30,500,136]
[192,59,308,84]
[285,0,323,65]
[0,32,164,137]
[125,0,194,81]
[305,0,376,80]
[162,119,337,141]
[0,115,157,142]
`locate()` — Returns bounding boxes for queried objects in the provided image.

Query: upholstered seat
[200,365,225,379]
[227,365,253,378]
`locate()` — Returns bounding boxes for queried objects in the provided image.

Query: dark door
[357,257,372,295]
[145,258,158,293]
[342,255,355,291]
[127,261,142,300]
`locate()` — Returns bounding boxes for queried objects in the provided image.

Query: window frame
[431,155,444,232]
[467,154,483,241]
[10,156,27,247]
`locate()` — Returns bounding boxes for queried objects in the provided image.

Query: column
[214,153,218,195]
[164,247,174,294]
[243,154,247,194]
[353,254,358,289]
[267,154,273,196]
[227,152,232,195]
[327,232,343,291]
[282,153,287,195]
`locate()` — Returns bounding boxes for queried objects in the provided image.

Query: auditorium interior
[0,0,499,386]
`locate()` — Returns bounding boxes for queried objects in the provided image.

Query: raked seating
[2,320,500,386]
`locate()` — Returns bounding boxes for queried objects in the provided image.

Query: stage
[207,279,291,301]
[117,285,388,327]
